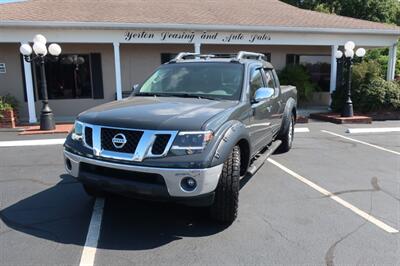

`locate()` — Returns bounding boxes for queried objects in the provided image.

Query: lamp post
[335,41,366,117]
[20,34,62,130]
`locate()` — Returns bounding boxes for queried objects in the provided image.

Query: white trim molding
[387,43,397,80]
[113,42,122,100]
[1,28,398,47]
[329,45,338,94]
[20,43,37,123]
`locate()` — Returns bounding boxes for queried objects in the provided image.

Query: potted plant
[0,94,19,128]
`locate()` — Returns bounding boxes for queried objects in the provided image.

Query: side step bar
[246,140,282,176]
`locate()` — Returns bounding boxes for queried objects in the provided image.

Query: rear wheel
[83,184,105,197]
[209,145,240,224]
[277,113,294,153]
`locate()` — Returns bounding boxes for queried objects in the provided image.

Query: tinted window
[249,68,264,99]
[140,63,244,100]
[264,70,275,88]
[34,54,101,100]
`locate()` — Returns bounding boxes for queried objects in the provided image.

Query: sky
[0,0,26,4]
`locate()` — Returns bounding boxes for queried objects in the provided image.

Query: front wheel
[277,113,294,153]
[209,145,240,224]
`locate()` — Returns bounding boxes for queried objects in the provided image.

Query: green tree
[280,0,400,25]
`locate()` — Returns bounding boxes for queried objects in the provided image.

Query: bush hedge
[0,94,18,118]
[278,64,317,104]
[331,60,400,113]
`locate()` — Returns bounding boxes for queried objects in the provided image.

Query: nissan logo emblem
[112,133,127,149]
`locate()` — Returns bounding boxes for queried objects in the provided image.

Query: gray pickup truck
[63,51,297,224]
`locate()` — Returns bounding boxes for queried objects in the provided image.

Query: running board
[246,140,282,176]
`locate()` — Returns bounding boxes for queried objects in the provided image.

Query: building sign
[124,31,271,44]
[0,63,6,74]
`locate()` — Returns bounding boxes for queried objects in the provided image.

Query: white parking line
[294,127,310,133]
[267,158,399,234]
[321,130,400,156]
[0,138,65,147]
[346,127,400,134]
[79,198,105,266]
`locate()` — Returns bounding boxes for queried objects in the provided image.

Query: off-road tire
[277,112,294,153]
[210,145,241,224]
[83,184,105,197]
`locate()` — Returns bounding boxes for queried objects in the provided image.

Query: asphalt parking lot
[0,121,399,265]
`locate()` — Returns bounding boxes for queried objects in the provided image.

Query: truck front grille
[151,134,171,155]
[78,122,177,161]
[84,127,93,147]
[101,128,143,153]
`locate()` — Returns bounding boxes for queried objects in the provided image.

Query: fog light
[181,177,197,192]
[65,158,72,171]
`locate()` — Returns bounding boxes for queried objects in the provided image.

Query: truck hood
[78,96,239,131]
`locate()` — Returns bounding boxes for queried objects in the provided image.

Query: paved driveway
[0,121,399,265]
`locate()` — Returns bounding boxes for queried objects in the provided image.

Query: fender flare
[279,97,297,136]
[209,120,251,171]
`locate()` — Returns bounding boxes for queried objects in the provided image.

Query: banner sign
[123,31,272,44]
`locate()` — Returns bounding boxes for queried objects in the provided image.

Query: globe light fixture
[19,43,32,56]
[19,34,62,130]
[335,41,366,118]
[355,48,366,58]
[48,43,62,56]
[33,42,47,56]
[33,34,47,45]
[335,50,343,59]
[344,41,355,51]
[344,49,354,58]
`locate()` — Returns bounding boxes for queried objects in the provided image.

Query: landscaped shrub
[1,94,18,110]
[384,80,400,109]
[331,60,400,113]
[356,78,387,112]
[0,94,18,119]
[278,64,317,104]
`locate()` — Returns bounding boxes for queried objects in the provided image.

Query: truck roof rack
[235,51,265,60]
[171,52,216,62]
[169,51,266,63]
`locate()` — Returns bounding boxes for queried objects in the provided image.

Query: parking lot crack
[262,217,301,247]
[324,192,373,266]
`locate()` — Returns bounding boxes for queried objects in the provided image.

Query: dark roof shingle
[0,0,398,32]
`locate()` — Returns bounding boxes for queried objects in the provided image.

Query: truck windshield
[138,62,244,100]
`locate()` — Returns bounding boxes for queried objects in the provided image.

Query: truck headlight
[71,121,83,141]
[170,131,213,155]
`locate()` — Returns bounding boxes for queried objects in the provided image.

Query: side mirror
[132,84,140,95]
[253,87,274,103]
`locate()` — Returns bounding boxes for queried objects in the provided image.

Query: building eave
[0,20,399,36]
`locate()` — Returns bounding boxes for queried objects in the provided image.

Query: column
[21,43,37,123]
[113,42,122,100]
[194,42,201,54]
[387,43,397,81]
[329,45,338,94]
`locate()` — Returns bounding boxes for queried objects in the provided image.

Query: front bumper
[64,150,223,202]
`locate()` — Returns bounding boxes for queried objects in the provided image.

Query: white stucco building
[0,0,399,123]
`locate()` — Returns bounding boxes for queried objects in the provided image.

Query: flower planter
[0,109,17,128]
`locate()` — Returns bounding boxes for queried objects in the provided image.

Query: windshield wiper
[168,93,219,101]
[136,92,174,97]
[137,92,220,101]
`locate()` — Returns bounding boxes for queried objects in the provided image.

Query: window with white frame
[0,63,6,74]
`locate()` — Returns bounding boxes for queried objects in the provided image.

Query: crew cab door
[263,68,284,135]
[248,67,274,153]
